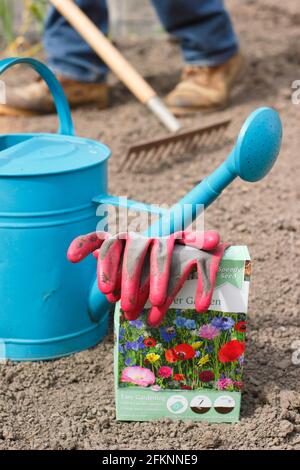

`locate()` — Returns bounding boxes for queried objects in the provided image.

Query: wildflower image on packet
[114,246,251,423]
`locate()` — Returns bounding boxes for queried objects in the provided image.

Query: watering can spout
[145,107,282,237]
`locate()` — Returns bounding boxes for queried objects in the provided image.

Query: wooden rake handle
[49,0,180,132]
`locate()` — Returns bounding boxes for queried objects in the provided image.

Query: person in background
[0,0,244,116]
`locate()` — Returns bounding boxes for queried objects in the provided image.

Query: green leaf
[29,0,47,22]
[0,0,14,44]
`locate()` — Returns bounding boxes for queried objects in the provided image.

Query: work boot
[165,52,244,115]
[0,76,109,116]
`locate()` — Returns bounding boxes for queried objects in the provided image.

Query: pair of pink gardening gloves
[67,231,227,327]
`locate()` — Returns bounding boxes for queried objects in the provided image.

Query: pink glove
[147,242,227,326]
[67,231,227,326]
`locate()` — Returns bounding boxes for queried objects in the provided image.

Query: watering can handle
[0,57,74,136]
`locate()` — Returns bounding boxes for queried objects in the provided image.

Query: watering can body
[0,58,112,360]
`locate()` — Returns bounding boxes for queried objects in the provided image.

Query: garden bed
[0,0,299,450]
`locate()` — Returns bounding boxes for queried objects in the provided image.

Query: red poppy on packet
[173,374,185,381]
[234,321,247,333]
[143,338,156,347]
[165,343,195,363]
[218,340,245,363]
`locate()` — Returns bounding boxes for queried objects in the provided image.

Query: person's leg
[0,0,110,115]
[44,0,109,82]
[151,0,239,66]
[150,0,243,114]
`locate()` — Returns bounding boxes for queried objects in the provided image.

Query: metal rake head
[121,117,231,173]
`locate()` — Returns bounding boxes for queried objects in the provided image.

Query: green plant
[27,0,47,33]
[0,0,47,48]
[0,0,14,45]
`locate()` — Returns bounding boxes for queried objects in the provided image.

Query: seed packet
[114,246,250,422]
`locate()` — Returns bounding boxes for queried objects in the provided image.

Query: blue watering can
[0,58,282,361]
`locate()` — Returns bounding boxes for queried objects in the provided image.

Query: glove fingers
[147,304,169,327]
[124,277,150,321]
[105,266,122,303]
[195,244,228,312]
[98,237,124,294]
[177,230,220,251]
[149,236,175,307]
[107,291,120,303]
[147,251,196,327]
[147,267,192,327]
[195,259,208,312]
[121,235,152,313]
[67,231,108,263]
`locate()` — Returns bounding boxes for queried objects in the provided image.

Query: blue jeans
[44,0,239,83]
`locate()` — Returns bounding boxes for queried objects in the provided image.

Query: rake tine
[127,146,152,171]
[171,136,190,156]
[183,124,223,154]
[187,127,219,154]
[126,149,144,171]
[132,149,154,172]
[140,144,165,169]
[211,126,226,148]
[122,152,134,171]
[142,146,158,167]
[122,148,135,170]
[196,129,213,150]
[150,144,171,166]
[183,133,200,154]
[189,132,206,151]
[209,125,227,148]
[153,140,176,161]
[136,143,167,171]
[179,137,193,158]
[123,117,231,173]
[196,130,211,147]
[133,149,151,172]
[191,132,202,146]
[161,142,180,164]
[206,127,223,148]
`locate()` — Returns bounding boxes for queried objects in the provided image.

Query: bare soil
[0,0,300,450]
